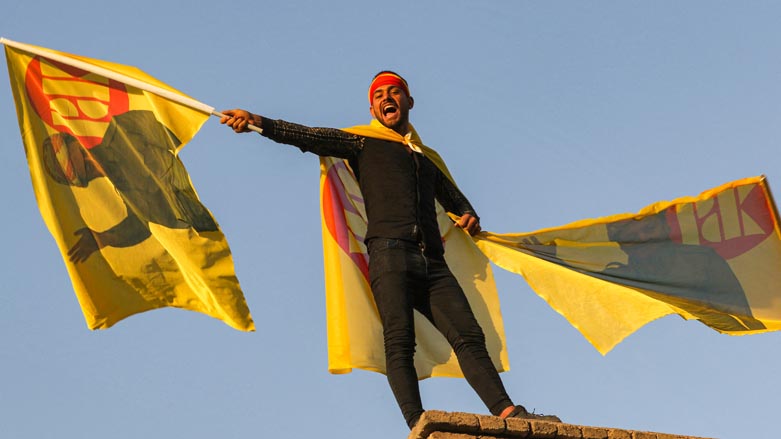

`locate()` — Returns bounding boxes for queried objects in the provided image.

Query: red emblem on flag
[25,56,129,148]
[322,161,370,281]
[667,183,775,259]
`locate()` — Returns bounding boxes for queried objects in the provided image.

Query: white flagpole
[1,38,262,134]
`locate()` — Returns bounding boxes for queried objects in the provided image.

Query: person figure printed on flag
[40,110,219,263]
[220,71,560,428]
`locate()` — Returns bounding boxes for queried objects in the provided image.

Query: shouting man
[221,71,559,428]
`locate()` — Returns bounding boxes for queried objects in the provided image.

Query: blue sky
[1,2,779,439]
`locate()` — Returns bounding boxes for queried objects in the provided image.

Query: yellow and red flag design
[476,176,781,354]
[320,122,509,378]
[3,39,254,331]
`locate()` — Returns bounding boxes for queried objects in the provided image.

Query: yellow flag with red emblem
[3,38,254,331]
[476,176,781,354]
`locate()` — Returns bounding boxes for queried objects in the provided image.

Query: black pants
[367,238,513,428]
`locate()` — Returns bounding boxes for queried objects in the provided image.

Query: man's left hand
[456,213,481,236]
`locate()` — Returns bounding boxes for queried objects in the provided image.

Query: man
[221,71,559,428]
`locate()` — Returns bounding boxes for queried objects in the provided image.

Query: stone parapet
[407,411,715,439]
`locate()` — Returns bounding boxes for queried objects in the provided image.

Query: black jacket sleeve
[260,117,363,160]
[434,168,479,221]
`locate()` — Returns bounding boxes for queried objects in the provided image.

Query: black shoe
[507,405,561,423]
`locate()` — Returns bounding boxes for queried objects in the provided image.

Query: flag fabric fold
[4,39,254,331]
[476,175,781,354]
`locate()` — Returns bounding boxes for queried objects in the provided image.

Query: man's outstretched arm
[220,109,363,159]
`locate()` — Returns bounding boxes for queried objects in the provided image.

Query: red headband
[368,73,410,102]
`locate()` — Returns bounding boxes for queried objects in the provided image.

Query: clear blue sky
[1,2,779,439]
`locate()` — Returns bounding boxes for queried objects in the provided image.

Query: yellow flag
[476,176,781,354]
[4,39,254,331]
[319,154,509,378]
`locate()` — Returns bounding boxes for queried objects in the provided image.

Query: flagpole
[2,38,264,134]
[761,175,781,239]
[1,37,221,115]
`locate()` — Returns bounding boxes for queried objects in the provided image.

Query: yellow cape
[341,119,457,185]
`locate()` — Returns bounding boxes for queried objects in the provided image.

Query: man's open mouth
[382,103,398,116]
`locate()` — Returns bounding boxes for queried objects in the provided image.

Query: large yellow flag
[321,121,509,378]
[3,39,254,331]
[476,176,781,354]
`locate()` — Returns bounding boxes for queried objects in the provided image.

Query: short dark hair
[372,70,408,85]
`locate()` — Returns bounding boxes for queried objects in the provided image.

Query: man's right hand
[220,109,261,133]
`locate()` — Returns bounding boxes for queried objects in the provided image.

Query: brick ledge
[407,410,715,439]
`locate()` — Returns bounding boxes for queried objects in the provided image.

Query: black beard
[381,118,408,135]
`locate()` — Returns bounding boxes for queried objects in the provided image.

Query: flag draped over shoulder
[476,176,781,354]
[321,120,509,378]
[3,39,254,331]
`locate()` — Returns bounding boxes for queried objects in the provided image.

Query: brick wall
[407,411,715,439]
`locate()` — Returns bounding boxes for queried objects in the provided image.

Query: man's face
[369,84,413,134]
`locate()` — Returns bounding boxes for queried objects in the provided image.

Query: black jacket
[261,118,477,257]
